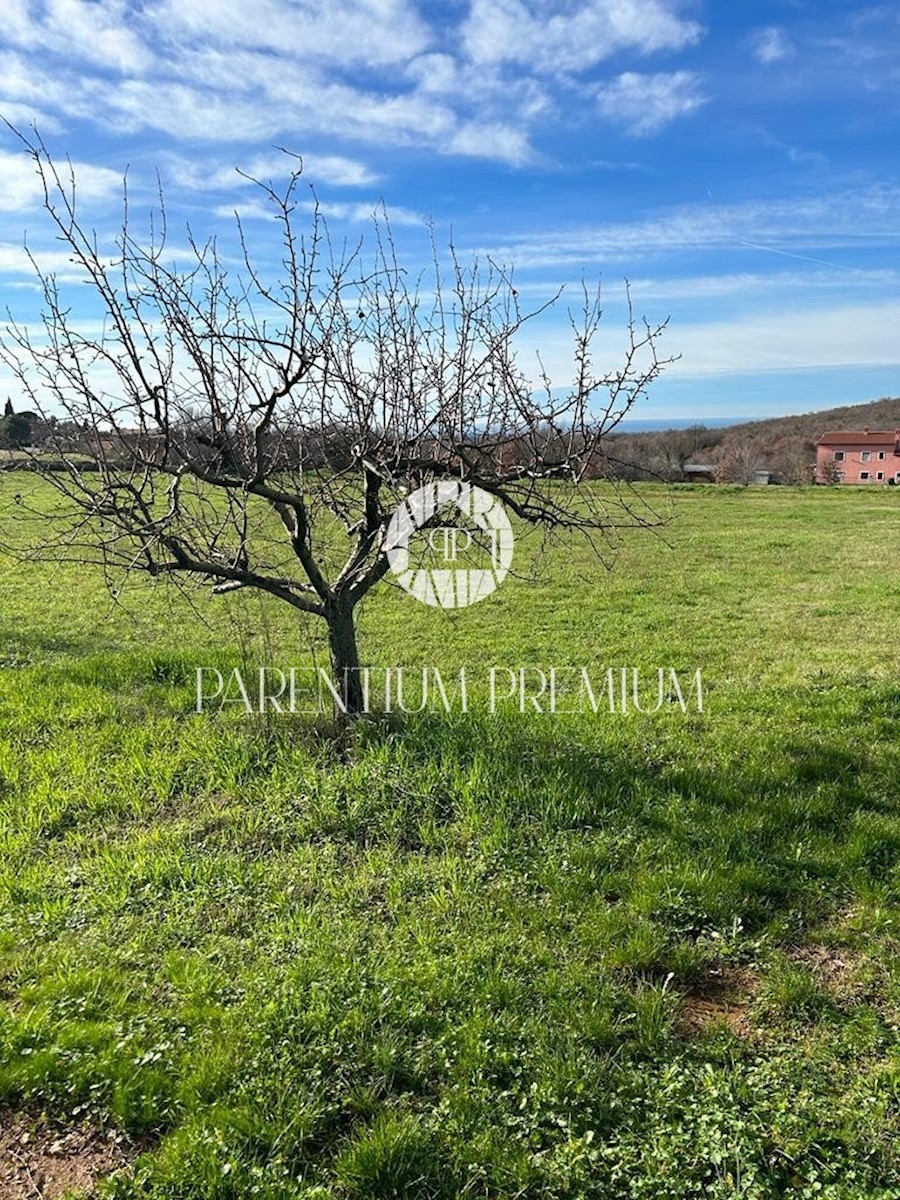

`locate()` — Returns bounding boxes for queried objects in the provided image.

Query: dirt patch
[787,944,865,999]
[677,965,759,1038]
[0,1113,141,1199]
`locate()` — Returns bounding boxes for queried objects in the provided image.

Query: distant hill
[608,396,900,484]
[711,396,900,445]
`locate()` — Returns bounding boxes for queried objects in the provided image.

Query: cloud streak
[214,199,425,226]
[475,188,900,267]
[163,151,381,191]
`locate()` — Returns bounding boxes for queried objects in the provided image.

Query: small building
[682,462,717,483]
[815,428,900,484]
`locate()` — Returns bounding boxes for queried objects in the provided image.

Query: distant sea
[616,416,746,432]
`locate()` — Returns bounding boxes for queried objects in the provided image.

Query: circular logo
[385,481,514,608]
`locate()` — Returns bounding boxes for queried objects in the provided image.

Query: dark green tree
[0,411,33,449]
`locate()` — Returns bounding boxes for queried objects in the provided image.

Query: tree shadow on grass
[340,700,896,943]
[0,622,86,663]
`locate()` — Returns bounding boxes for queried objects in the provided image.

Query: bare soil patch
[0,1112,141,1199]
[677,965,759,1037]
[787,943,864,998]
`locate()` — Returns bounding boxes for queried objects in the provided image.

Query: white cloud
[462,0,703,73]
[751,25,795,65]
[0,1,454,158]
[0,242,81,276]
[0,101,61,131]
[596,71,706,135]
[2,48,536,169]
[164,151,380,190]
[627,267,900,302]
[406,52,462,95]
[215,198,425,225]
[0,243,131,287]
[83,65,460,148]
[212,200,283,222]
[669,302,900,376]
[405,52,550,120]
[0,150,122,212]
[293,155,381,188]
[0,49,83,117]
[2,0,151,73]
[447,122,535,166]
[303,200,424,226]
[0,0,706,168]
[147,0,430,67]
[509,297,900,388]
[98,79,287,142]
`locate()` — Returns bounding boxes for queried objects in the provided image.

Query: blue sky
[1,0,899,425]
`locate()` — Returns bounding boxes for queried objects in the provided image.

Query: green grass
[1,480,900,1198]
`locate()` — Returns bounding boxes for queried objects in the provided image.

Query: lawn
[0,480,899,1198]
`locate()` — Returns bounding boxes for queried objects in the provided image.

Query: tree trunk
[325,598,364,715]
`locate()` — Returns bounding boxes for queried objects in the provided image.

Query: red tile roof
[817,430,900,446]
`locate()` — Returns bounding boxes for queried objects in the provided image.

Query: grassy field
[1,480,899,1198]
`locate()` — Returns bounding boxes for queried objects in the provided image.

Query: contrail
[736,239,864,273]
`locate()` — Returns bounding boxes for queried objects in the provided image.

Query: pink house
[815,428,900,484]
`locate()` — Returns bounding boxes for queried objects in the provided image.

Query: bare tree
[769,436,815,486]
[713,440,759,486]
[0,133,674,714]
[818,457,843,486]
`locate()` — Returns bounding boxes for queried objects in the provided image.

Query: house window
[877,472,884,481]
[861,451,871,462]
[878,451,886,460]
[833,451,845,461]
[860,471,870,480]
